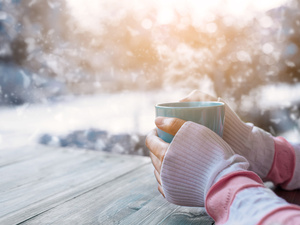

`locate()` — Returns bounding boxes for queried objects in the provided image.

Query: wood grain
[3,144,300,225]
[0,146,152,224]
[19,160,212,225]
[0,145,212,225]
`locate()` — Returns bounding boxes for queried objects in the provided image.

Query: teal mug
[155,101,225,143]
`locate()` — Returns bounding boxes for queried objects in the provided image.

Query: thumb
[155,117,186,136]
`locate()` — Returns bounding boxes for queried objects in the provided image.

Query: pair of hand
[145,91,217,196]
[145,90,300,224]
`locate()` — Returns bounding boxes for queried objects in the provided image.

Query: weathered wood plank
[6,145,300,225]
[120,196,212,225]
[0,148,85,191]
[0,146,142,191]
[0,145,49,167]
[0,146,151,225]
[20,163,212,225]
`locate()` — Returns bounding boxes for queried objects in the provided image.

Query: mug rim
[155,101,224,109]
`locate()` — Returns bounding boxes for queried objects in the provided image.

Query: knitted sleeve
[206,171,300,225]
[160,121,249,207]
[160,121,300,224]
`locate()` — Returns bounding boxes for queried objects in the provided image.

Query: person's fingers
[150,152,162,173]
[155,117,186,136]
[158,184,165,197]
[146,129,169,161]
[179,90,217,102]
[154,169,161,185]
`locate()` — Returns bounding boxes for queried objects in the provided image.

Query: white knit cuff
[219,98,253,151]
[161,121,248,207]
[218,98,275,179]
[249,126,275,179]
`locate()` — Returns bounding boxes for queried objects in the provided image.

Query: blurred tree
[147,1,300,135]
[0,0,299,136]
[0,0,66,104]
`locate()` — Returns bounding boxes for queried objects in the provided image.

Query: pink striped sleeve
[205,171,264,224]
[206,170,300,225]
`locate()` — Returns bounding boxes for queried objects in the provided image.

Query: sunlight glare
[66,0,288,33]
[157,7,175,25]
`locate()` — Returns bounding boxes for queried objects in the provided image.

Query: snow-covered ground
[1,86,299,151]
[0,90,186,149]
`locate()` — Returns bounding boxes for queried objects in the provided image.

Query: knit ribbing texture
[220,99,275,179]
[161,121,248,207]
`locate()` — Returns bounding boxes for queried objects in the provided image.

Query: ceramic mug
[155,101,225,143]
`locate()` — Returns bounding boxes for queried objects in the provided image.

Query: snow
[0,90,185,149]
[1,0,299,150]
[1,86,299,151]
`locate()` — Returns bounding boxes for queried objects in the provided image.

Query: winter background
[1,0,300,155]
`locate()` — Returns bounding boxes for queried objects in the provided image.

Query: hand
[155,121,249,206]
[145,117,186,197]
[180,90,275,181]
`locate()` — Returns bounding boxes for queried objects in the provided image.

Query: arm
[181,90,300,190]
[146,118,300,224]
[207,171,300,225]
[222,98,299,190]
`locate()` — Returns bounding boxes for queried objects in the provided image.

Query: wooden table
[0,145,213,225]
[1,145,300,225]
